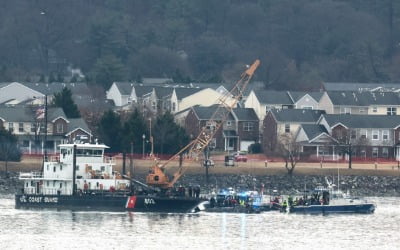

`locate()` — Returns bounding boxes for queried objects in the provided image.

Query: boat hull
[289,203,375,214]
[15,194,203,213]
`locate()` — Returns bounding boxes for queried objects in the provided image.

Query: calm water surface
[0,196,399,250]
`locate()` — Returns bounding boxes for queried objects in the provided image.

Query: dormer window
[387,107,397,115]
[56,123,64,133]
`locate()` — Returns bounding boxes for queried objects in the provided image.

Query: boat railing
[22,187,73,195]
[19,172,43,179]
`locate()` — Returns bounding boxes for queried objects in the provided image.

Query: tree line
[1,0,400,91]
[97,109,189,155]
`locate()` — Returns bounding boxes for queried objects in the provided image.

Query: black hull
[288,203,376,214]
[15,194,204,213]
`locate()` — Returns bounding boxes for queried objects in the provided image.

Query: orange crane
[146,59,261,189]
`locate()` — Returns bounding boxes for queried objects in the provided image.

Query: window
[60,165,62,171]
[56,123,63,133]
[19,123,24,132]
[172,102,176,112]
[340,107,351,114]
[387,107,397,115]
[372,130,379,140]
[226,121,232,127]
[382,147,389,158]
[350,130,357,139]
[243,122,254,131]
[359,108,366,114]
[8,122,13,132]
[301,106,313,110]
[206,121,216,131]
[31,123,36,133]
[360,130,367,139]
[285,124,290,133]
[382,130,389,141]
[210,138,216,148]
[372,107,377,113]
[22,140,29,147]
[372,147,379,158]
[151,101,156,110]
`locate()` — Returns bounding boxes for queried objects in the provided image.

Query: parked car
[224,155,235,166]
[235,155,248,162]
[232,151,248,162]
[203,159,215,167]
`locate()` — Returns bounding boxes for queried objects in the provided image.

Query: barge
[15,142,204,213]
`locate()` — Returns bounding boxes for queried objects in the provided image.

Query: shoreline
[1,157,399,197]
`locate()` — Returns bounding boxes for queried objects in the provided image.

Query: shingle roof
[327,91,400,106]
[114,82,134,95]
[67,118,91,134]
[271,109,325,123]
[174,88,204,99]
[191,105,235,120]
[253,90,293,105]
[289,91,324,102]
[232,108,258,121]
[323,82,400,91]
[301,124,329,141]
[154,87,174,99]
[323,114,400,129]
[22,82,90,96]
[133,86,154,97]
[0,107,66,122]
[142,78,173,84]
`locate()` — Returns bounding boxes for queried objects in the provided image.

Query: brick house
[184,105,259,152]
[0,106,91,154]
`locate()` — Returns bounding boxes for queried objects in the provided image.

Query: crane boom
[146,59,260,189]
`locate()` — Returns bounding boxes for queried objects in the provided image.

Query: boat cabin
[19,143,130,196]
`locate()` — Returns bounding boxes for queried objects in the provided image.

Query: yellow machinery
[146,60,261,189]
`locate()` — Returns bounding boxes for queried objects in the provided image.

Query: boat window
[94,150,102,156]
[76,149,84,156]
[61,149,67,157]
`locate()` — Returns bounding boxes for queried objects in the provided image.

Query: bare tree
[274,133,302,176]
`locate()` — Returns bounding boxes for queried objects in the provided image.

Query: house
[294,124,338,160]
[106,82,135,107]
[244,90,294,120]
[184,105,259,152]
[262,109,325,154]
[0,106,91,154]
[319,91,400,115]
[0,82,45,105]
[317,114,400,160]
[288,91,323,110]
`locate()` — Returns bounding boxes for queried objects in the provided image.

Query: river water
[0,196,399,250]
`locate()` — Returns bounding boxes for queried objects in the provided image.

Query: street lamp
[142,134,146,158]
[149,118,153,157]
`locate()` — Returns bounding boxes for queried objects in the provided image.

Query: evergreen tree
[0,128,21,177]
[52,87,80,118]
[97,110,123,153]
[121,109,148,153]
[153,112,189,155]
